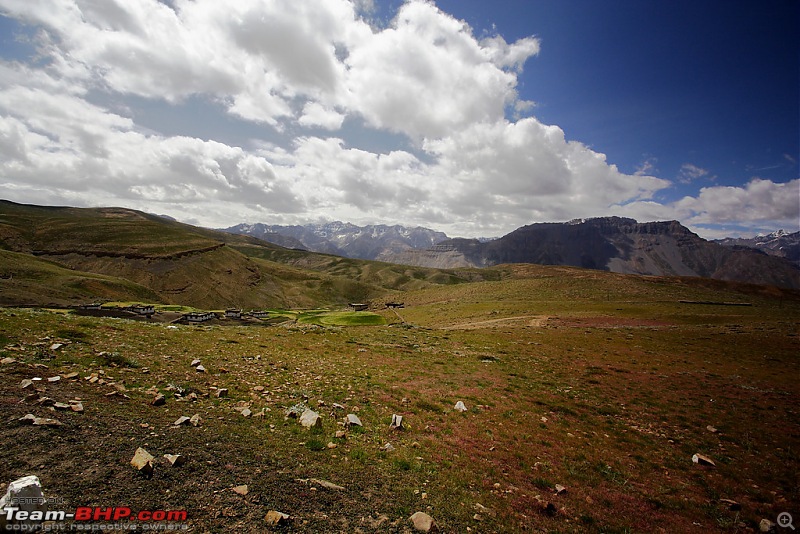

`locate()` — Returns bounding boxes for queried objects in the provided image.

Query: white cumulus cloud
[0,0,794,237]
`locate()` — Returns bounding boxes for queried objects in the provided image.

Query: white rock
[410,511,435,532]
[131,448,154,476]
[346,413,362,427]
[163,454,186,467]
[0,475,47,530]
[692,453,716,467]
[173,416,191,426]
[390,414,404,430]
[299,409,322,429]
[264,510,290,526]
[454,401,467,412]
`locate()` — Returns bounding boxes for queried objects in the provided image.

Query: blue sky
[435,0,798,201]
[0,0,796,238]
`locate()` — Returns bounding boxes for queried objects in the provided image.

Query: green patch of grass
[304,438,326,451]
[100,351,140,368]
[415,399,443,413]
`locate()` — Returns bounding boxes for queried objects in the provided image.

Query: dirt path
[442,314,549,330]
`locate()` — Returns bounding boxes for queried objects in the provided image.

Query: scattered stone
[346,413,362,427]
[232,485,248,496]
[326,442,337,449]
[130,448,154,476]
[32,416,63,427]
[335,430,346,439]
[285,403,306,419]
[53,402,71,410]
[0,475,47,530]
[264,510,290,526]
[380,442,395,452]
[706,425,718,433]
[253,386,265,392]
[189,414,202,427]
[152,394,166,406]
[50,343,63,351]
[195,365,206,373]
[309,478,345,491]
[240,408,252,417]
[332,403,345,410]
[760,519,776,532]
[173,416,191,426]
[299,409,322,429]
[719,498,741,511]
[64,372,79,380]
[1,357,17,365]
[70,402,84,413]
[390,414,404,430]
[409,511,435,532]
[20,379,33,390]
[454,401,467,412]
[215,388,229,398]
[190,359,201,367]
[555,484,567,495]
[692,453,716,467]
[163,454,186,467]
[47,376,61,383]
[18,414,37,425]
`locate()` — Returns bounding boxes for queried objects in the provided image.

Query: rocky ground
[0,282,798,533]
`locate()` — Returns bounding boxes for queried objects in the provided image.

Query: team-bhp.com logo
[3,504,188,531]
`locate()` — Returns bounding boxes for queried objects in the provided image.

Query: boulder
[0,475,47,530]
[346,413,362,427]
[692,453,716,467]
[410,511,436,532]
[390,414,404,430]
[264,510,290,526]
[131,448,154,476]
[454,401,467,412]
[163,454,186,467]
[299,409,322,429]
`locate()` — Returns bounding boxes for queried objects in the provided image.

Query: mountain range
[223,217,799,289]
[1,200,798,311]
[714,230,800,266]
[221,222,448,259]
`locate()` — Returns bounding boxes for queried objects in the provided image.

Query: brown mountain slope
[385,217,800,289]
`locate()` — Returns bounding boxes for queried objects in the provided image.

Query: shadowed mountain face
[221,222,448,260]
[383,217,800,289]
